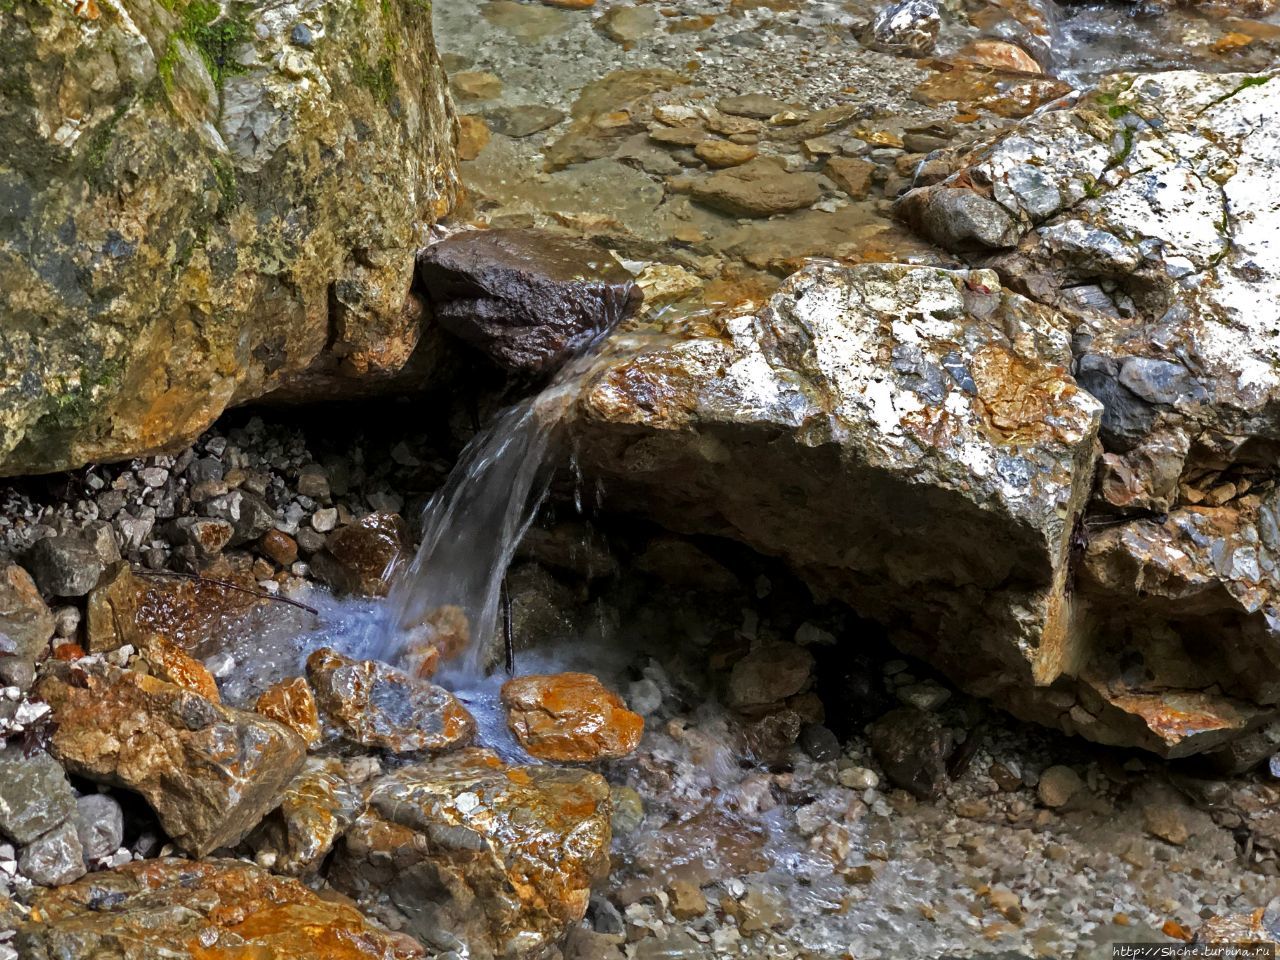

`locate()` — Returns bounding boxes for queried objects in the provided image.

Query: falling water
[375,333,636,683]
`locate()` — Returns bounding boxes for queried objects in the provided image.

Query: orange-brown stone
[956,39,1042,74]
[457,115,492,161]
[255,676,322,746]
[259,529,300,568]
[501,671,644,762]
[36,661,306,857]
[330,748,611,958]
[138,632,221,702]
[18,857,421,958]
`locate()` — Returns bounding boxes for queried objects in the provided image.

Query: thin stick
[502,575,515,676]
[134,568,320,616]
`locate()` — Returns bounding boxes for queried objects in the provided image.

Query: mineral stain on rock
[331,747,612,959]
[36,660,307,857]
[501,671,644,761]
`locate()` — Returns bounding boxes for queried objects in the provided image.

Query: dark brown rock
[868,707,953,799]
[311,512,408,598]
[416,229,643,375]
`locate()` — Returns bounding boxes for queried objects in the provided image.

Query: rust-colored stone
[401,604,471,678]
[17,858,421,959]
[255,676,322,746]
[36,661,306,856]
[259,529,300,568]
[331,748,611,959]
[311,512,408,598]
[137,632,221,702]
[458,115,492,161]
[501,671,644,762]
[307,648,475,754]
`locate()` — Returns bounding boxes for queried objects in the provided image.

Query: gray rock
[18,821,85,887]
[202,490,276,546]
[0,747,76,845]
[74,794,125,862]
[418,229,643,376]
[26,537,104,598]
[866,0,942,55]
[0,563,54,663]
[897,187,1019,250]
[799,724,841,762]
[0,659,35,692]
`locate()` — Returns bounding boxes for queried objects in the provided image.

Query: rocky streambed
[4,0,1280,956]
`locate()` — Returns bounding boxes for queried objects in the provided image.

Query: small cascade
[377,333,638,683]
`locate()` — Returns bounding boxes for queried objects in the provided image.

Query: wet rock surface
[331,747,612,959]
[502,672,644,761]
[307,648,476,754]
[572,260,1108,747]
[417,229,644,375]
[311,511,409,598]
[36,660,306,857]
[0,0,459,476]
[896,69,1280,756]
[249,756,365,876]
[16,858,421,958]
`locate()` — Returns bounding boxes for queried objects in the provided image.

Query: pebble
[310,508,338,533]
[610,785,645,834]
[74,794,125,861]
[628,677,663,716]
[52,605,80,638]
[799,723,841,762]
[839,766,880,790]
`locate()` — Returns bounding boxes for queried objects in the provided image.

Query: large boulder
[569,261,1114,746]
[897,70,1280,756]
[331,747,612,960]
[0,0,459,476]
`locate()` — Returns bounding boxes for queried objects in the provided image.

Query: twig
[134,568,320,616]
[502,574,515,676]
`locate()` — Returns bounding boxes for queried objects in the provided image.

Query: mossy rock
[0,0,461,475]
